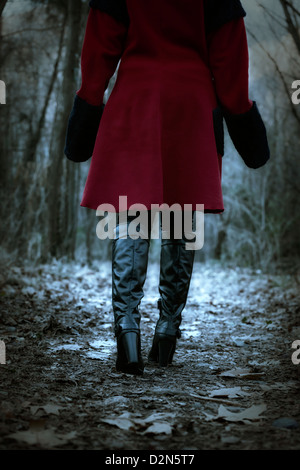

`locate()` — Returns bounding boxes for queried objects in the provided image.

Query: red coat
[66,0,269,214]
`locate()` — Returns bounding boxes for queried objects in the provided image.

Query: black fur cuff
[64,95,104,163]
[89,0,129,26]
[224,102,270,169]
[204,0,246,34]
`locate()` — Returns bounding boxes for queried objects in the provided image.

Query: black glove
[64,94,104,163]
[224,101,270,169]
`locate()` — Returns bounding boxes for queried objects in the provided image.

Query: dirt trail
[0,260,299,450]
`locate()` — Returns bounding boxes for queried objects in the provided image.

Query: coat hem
[80,202,224,214]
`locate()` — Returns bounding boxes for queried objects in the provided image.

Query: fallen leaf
[209,387,248,399]
[143,412,176,423]
[30,404,62,416]
[100,412,135,431]
[143,422,173,435]
[103,396,129,406]
[7,428,76,447]
[219,368,264,379]
[205,404,267,423]
[100,411,176,434]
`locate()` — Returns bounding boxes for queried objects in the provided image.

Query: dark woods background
[0,0,299,272]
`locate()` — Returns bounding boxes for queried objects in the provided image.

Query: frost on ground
[0,260,299,450]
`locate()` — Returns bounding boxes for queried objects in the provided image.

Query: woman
[65,0,270,375]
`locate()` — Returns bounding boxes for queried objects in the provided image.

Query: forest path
[0,260,299,450]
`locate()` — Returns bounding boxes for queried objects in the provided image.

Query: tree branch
[279,0,300,54]
[248,29,300,126]
[0,0,7,17]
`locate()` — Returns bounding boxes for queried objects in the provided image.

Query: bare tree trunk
[85,210,95,266]
[63,158,80,259]
[11,12,68,259]
[24,14,68,165]
[0,0,7,17]
[47,0,83,259]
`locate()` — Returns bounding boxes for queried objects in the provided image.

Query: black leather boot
[112,213,150,375]
[148,213,195,366]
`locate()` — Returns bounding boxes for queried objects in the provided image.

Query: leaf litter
[0,260,299,450]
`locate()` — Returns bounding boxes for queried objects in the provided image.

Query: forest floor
[0,258,299,452]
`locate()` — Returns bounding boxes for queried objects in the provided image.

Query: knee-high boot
[112,215,150,375]
[148,222,195,367]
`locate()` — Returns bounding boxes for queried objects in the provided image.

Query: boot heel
[158,338,175,367]
[123,332,139,364]
[116,331,144,375]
